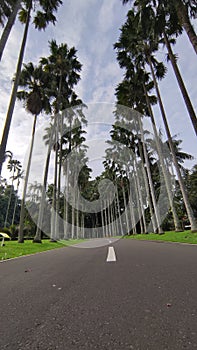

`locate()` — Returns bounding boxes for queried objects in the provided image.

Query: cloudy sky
[0,0,197,183]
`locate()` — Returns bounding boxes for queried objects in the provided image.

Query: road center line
[106,246,117,262]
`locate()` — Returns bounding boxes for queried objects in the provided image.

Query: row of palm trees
[13,39,85,242]
[0,1,96,242]
[100,112,195,235]
[114,1,197,231]
[120,0,197,134]
[0,1,196,241]
[0,0,63,175]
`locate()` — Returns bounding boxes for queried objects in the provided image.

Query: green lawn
[0,239,85,261]
[1,231,196,261]
[125,230,197,244]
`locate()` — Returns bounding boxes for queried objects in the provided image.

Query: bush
[0,227,11,235]
[9,224,18,240]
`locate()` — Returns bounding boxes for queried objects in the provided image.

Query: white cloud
[97,0,116,33]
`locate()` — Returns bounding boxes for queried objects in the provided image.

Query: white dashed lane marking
[106,246,117,262]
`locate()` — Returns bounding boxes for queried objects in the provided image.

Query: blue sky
[0,0,196,181]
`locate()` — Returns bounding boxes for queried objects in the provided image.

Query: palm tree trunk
[37,151,51,239]
[101,199,105,237]
[34,136,52,243]
[71,194,75,239]
[108,198,112,237]
[0,0,22,61]
[122,181,130,235]
[173,0,197,55]
[134,159,147,233]
[12,178,20,226]
[148,59,197,232]
[104,201,108,237]
[82,209,85,239]
[56,127,62,239]
[110,194,116,236]
[4,184,13,227]
[126,168,137,234]
[51,120,58,242]
[138,117,164,234]
[143,82,182,231]
[115,184,124,235]
[18,113,36,243]
[138,143,157,233]
[0,0,32,176]
[64,160,69,239]
[163,32,197,136]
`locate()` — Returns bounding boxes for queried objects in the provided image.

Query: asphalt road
[0,238,197,350]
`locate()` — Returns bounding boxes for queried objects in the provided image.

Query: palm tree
[4,158,21,227]
[34,123,55,242]
[165,135,194,173]
[11,165,23,225]
[0,0,14,27]
[0,0,63,176]
[163,33,197,136]
[0,0,22,61]
[173,0,197,54]
[122,0,197,55]
[121,2,197,135]
[17,62,51,243]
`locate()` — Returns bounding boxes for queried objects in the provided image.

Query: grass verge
[0,239,85,261]
[124,230,197,244]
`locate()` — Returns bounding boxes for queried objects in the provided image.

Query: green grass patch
[124,230,197,244]
[0,239,85,261]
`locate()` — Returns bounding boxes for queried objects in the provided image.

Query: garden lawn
[0,239,85,261]
[125,230,197,244]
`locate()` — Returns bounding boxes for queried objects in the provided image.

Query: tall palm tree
[114,8,197,231]
[0,0,63,176]
[17,62,51,243]
[165,135,194,173]
[121,2,197,135]
[4,158,21,227]
[0,0,14,27]
[34,123,55,242]
[11,165,23,225]
[163,33,197,136]
[122,0,197,55]
[0,0,22,61]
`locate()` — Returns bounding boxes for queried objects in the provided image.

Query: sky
[0,0,197,184]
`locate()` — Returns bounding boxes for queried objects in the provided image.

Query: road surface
[0,238,197,349]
